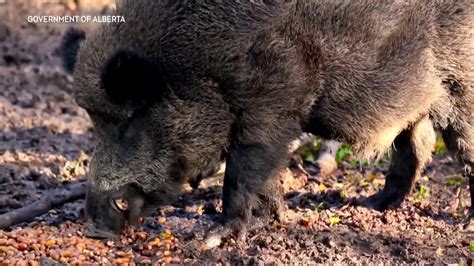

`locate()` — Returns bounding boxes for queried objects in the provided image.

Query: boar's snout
[85,183,145,239]
[84,225,119,239]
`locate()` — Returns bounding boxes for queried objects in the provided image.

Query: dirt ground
[0,1,473,264]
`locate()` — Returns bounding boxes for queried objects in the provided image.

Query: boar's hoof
[358,191,403,212]
[252,178,286,223]
[202,184,285,250]
[464,213,474,232]
[254,181,286,223]
[202,216,268,250]
[202,222,243,250]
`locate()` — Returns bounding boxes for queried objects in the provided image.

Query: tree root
[0,182,87,229]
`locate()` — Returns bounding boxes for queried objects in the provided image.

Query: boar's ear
[60,28,86,74]
[101,49,166,105]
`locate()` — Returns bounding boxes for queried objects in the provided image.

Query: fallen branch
[0,181,87,229]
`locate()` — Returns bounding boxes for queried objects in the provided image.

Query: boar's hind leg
[362,117,435,211]
[442,122,474,231]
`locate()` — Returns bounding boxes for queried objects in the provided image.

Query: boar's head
[73,48,230,238]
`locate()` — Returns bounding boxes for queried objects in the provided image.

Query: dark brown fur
[67,0,474,238]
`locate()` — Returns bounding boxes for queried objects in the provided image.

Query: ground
[0,1,472,264]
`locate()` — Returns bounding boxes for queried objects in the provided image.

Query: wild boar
[63,0,474,242]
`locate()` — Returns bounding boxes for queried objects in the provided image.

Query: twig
[0,182,87,229]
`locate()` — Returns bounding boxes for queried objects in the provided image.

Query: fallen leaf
[328,216,341,225]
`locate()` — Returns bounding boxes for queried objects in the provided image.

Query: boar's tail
[60,27,86,74]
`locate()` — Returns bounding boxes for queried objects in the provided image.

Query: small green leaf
[414,185,430,203]
[349,159,358,167]
[339,191,346,199]
[336,145,353,163]
[419,185,429,198]
[311,202,325,211]
[310,138,324,150]
[446,175,466,187]
[296,138,324,163]
[469,242,474,252]
[305,153,316,163]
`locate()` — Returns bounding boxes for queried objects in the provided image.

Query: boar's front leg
[204,120,298,246]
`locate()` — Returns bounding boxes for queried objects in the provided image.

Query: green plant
[336,144,353,163]
[434,132,447,155]
[446,175,467,187]
[297,138,324,163]
[414,185,429,203]
[311,202,325,211]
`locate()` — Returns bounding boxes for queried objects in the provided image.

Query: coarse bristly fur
[65,0,474,238]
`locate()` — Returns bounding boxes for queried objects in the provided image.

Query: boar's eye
[112,197,129,211]
[117,122,130,140]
